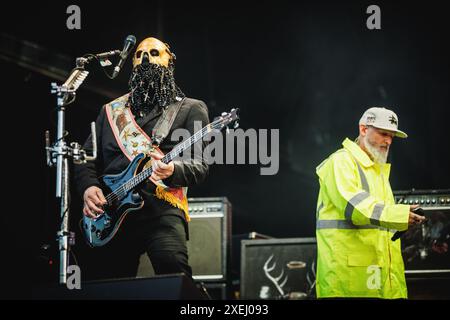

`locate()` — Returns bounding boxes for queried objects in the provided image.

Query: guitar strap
[151,97,186,147]
[104,94,189,220]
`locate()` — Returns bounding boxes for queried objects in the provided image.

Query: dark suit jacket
[73,96,210,220]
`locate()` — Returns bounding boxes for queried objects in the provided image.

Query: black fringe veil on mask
[127,58,185,118]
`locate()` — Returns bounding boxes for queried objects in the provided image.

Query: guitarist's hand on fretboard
[149,150,175,182]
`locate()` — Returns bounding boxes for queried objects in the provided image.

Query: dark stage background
[1,0,449,297]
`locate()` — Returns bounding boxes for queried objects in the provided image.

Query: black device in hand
[391,207,425,241]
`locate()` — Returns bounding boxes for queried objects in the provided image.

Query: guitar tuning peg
[221,112,227,116]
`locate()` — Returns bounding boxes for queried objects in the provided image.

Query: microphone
[112,35,137,79]
[391,207,425,241]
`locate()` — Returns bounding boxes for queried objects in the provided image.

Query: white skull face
[132,37,175,68]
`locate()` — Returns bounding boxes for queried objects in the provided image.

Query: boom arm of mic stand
[76,50,121,71]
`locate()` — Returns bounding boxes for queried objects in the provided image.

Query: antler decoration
[263,254,288,296]
[306,259,316,296]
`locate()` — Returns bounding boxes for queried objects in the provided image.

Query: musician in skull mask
[74,37,209,280]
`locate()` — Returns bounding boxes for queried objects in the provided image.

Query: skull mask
[128,37,184,118]
[133,37,175,68]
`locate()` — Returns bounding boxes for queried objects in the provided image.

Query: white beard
[363,135,388,164]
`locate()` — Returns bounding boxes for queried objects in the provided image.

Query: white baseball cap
[359,107,408,138]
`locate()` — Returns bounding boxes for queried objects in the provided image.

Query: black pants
[83,214,192,280]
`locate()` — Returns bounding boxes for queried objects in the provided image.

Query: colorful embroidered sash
[104,94,189,221]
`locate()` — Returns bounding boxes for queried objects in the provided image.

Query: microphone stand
[45,60,98,285]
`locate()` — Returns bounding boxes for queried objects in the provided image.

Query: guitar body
[81,153,150,247]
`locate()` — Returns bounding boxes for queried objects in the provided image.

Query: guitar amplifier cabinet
[137,197,232,282]
[240,238,317,300]
[394,189,450,275]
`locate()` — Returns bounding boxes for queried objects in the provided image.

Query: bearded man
[74,37,209,280]
[315,107,425,299]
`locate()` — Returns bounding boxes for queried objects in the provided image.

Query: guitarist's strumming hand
[149,150,174,182]
[83,186,107,219]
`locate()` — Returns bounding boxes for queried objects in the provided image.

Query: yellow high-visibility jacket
[315,138,410,299]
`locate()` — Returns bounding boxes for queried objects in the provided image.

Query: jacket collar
[342,138,374,168]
